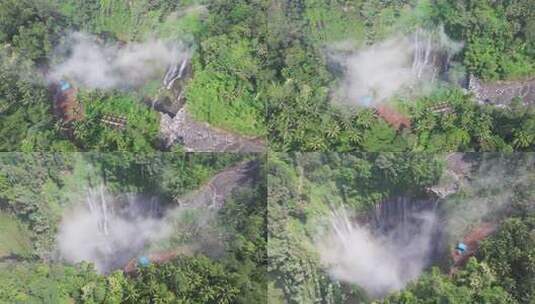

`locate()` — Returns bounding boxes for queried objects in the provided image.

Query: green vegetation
[434,0,535,81]
[0,152,266,303]
[265,0,535,151]
[0,0,267,151]
[72,92,160,152]
[0,213,32,258]
[383,258,517,304]
[268,152,535,303]
[184,0,268,137]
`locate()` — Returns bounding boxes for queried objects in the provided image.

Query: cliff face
[469,75,535,107]
[428,153,471,199]
[160,107,265,152]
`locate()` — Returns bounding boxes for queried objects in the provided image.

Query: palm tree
[512,129,533,149]
[356,109,375,129]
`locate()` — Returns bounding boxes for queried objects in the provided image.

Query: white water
[412,28,433,80]
[317,198,442,298]
[58,186,167,273]
[164,58,189,90]
[338,26,462,107]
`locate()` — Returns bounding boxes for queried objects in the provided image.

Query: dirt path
[450,222,497,274]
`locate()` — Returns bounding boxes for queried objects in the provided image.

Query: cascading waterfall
[164,57,189,90]
[330,208,354,247]
[412,26,463,84]
[371,197,444,265]
[317,196,444,298]
[411,28,433,80]
[59,186,166,273]
[58,163,255,273]
[86,183,112,237]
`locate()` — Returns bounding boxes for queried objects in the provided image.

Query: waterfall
[371,197,442,251]
[164,58,189,90]
[163,64,179,86]
[60,186,166,273]
[99,184,109,236]
[412,29,433,80]
[317,196,445,298]
[59,163,254,273]
[177,58,188,79]
[86,183,112,236]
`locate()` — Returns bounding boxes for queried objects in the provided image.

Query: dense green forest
[265,0,535,151]
[268,152,534,303]
[1,0,534,303]
[1,0,534,152]
[0,153,267,303]
[0,0,267,151]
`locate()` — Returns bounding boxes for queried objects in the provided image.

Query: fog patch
[48,32,188,90]
[445,154,535,237]
[334,26,462,107]
[316,207,439,298]
[56,184,216,273]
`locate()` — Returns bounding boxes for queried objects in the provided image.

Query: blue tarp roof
[59,80,71,92]
[138,256,150,267]
[359,95,373,106]
[456,243,468,252]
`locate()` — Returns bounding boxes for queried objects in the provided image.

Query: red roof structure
[375,105,411,130]
[53,85,83,123]
[124,250,181,274]
[451,222,496,269]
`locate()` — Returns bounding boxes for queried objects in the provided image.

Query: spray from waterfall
[316,198,441,298]
[334,26,463,107]
[57,184,171,273]
[55,163,245,274]
[48,32,189,90]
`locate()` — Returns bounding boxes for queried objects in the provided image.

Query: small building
[53,80,83,123]
[375,105,411,130]
[452,222,496,268]
[138,256,150,267]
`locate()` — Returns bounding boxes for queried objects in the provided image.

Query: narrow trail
[450,222,497,274]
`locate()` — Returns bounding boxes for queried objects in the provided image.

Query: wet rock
[159,107,265,152]
[469,75,535,107]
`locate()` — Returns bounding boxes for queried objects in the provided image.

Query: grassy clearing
[0,213,32,258]
[186,70,265,137]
